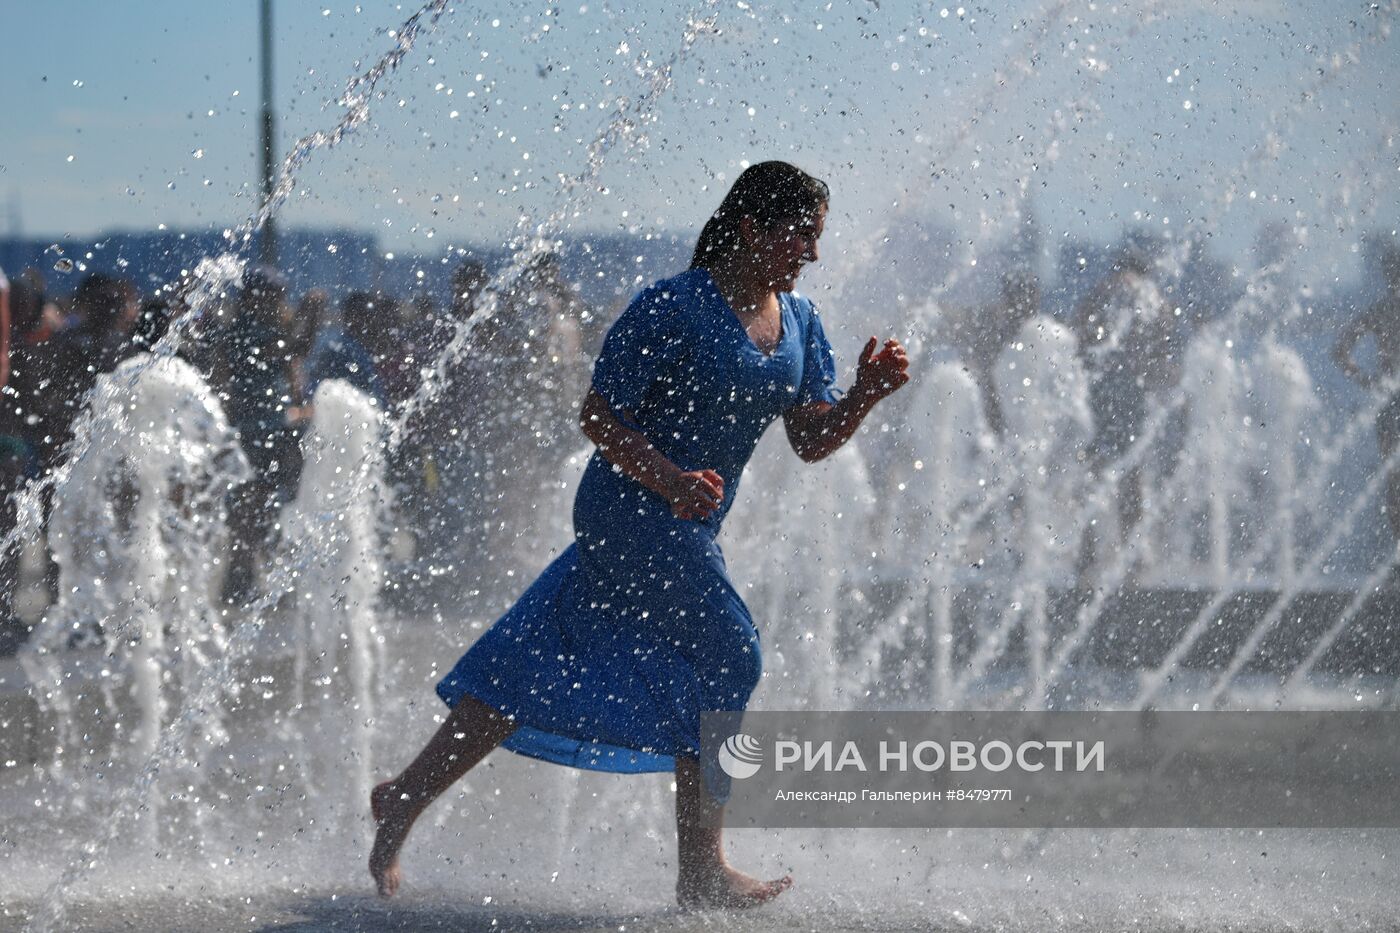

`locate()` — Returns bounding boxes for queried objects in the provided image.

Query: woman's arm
[578,388,724,519]
[784,336,909,463]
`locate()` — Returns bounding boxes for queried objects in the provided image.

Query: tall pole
[259,0,278,266]
[7,188,20,240]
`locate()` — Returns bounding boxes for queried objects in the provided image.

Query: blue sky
[5,0,1397,280]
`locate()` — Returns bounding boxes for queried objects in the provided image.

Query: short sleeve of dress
[591,285,681,418]
[792,298,842,409]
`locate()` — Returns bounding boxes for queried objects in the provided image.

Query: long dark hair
[690,161,829,270]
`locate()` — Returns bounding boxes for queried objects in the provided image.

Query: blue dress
[437,267,841,793]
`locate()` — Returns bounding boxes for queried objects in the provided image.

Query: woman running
[370,161,910,908]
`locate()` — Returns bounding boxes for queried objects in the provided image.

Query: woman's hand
[783,335,911,463]
[662,468,725,521]
[852,336,910,404]
[579,390,724,520]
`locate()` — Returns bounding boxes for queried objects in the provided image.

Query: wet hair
[72,272,129,334]
[132,298,173,350]
[343,290,397,346]
[342,291,375,339]
[690,161,829,270]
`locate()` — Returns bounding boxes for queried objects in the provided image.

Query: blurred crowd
[0,255,600,652]
[2,232,1398,653]
[894,233,1400,580]
[933,245,1186,573]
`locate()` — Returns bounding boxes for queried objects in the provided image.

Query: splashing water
[278,379,388,827]
[884,361,997,706]
[6,1,1400,928]
[994,316,1093,703]
[12,4,724,928]
[20,352,250,850]
[242,1,454,249]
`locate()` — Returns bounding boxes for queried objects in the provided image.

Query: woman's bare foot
[367,697,517,897]
[676,862,793,910]
[369,780,416,897]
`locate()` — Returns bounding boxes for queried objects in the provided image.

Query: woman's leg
[370,694,517,896]
[673,755,791,908]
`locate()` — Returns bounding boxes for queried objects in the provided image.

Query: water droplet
[53,258,75,273]
[193,148,205,159]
